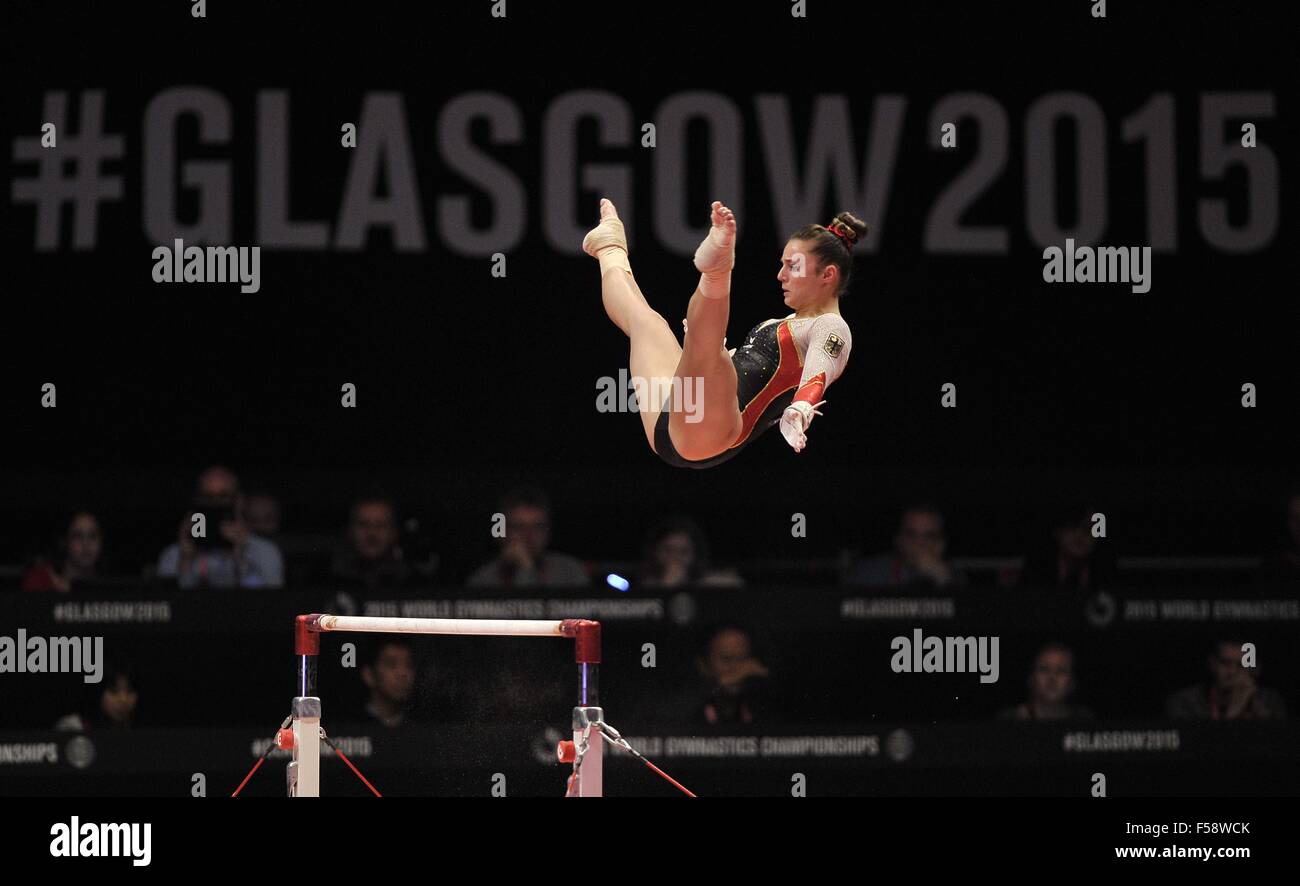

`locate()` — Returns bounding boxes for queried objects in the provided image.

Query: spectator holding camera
[156,465,284,588]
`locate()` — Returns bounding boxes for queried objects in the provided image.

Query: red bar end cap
[561,619,602,664]
[294,614,321,656]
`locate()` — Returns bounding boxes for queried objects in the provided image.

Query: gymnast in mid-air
[584,198,864,468]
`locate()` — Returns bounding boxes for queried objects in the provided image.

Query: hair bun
[826,211,869,248]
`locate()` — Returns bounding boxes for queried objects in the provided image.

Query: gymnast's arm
[780,314,852,452]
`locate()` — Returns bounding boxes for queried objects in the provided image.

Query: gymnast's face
[778,238,836,311]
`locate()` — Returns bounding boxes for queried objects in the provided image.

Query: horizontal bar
[308,614,568,638]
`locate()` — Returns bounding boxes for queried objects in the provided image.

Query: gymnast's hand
[780,400,825,453]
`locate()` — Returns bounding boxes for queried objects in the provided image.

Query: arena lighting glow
[605,573,630,592]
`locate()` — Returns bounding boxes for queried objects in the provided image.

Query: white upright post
[289,696,321,798]
[573,707,604,797]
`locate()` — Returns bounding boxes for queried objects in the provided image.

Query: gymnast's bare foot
[694,200,736,276]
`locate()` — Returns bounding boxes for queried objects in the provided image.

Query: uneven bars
[288,613,604,797]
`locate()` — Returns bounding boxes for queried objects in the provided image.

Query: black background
[1,1,1295,575]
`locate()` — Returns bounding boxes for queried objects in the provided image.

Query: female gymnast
[584,198,865,468]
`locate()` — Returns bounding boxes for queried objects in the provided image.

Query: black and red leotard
[654,312,852,468]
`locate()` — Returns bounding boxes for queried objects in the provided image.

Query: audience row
[14,465,1300,592]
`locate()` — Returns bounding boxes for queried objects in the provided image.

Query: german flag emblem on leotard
[823,333,845,358]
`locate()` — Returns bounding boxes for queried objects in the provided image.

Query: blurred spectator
[639,517,743,587]
[359,639,417,728]
[467,485,588,586]
[22,511,106,592]
[324,495,412,590]
[666,625,773,726]
[54,664,140,731]
[998,642,1094,720]
[1259,488,1300,585]
[156,465,284,588]
[1165,639,1287,720]
[1017,507,1116,590]
[242,490,282,539]
[845,504,967,588]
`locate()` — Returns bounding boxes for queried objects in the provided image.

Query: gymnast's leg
[583,198,682,450]
[668,201,744,461]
